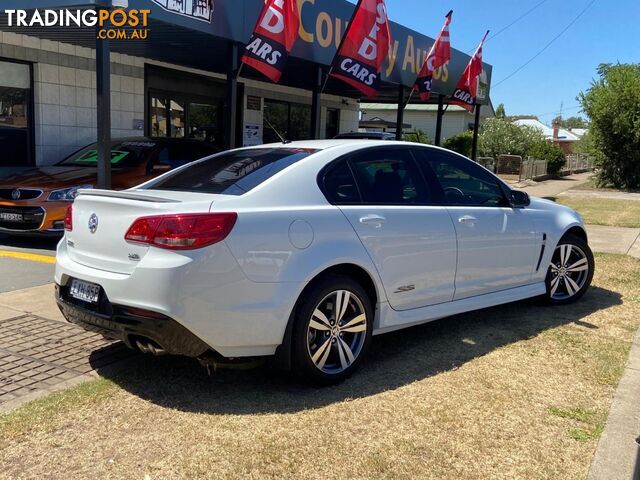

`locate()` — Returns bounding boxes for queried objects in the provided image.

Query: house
[359,102,495,141]
[512,118,584,155]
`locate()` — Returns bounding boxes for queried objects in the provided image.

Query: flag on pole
[329,0,391,98]
[413,10,452,101]
[241,0,300,83]
[450,30,489,112]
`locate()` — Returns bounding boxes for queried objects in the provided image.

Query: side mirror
[510,190,530,208]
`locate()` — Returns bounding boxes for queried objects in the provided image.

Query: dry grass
[554,197,640,228]
[1,253,639,480]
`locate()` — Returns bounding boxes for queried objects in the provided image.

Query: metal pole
[96,24,111,189]
[395,84,405,141]
[310,65,323,139]
[224,43,239,150]
[471,104,482,161]
[435,94,444,146]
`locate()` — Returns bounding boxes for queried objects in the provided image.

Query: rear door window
[348,148,430,205]
[147,148,318,195]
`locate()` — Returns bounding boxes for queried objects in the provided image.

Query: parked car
[55,140,594,383]
[0,137,219,236]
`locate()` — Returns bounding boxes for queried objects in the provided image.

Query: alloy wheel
[548,243,590,301]
[306,290,367,375]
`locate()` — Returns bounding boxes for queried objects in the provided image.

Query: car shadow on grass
[93,286,621,415]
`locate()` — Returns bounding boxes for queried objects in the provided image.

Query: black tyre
[545,234,594,305]
[291,275,373,385]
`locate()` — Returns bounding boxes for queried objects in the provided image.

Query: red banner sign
[413,11,452,102]
[450,30,489,112]
[241,0,300,83]
[329,0,391,98]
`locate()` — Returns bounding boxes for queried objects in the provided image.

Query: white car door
[321,147,457,311]
[414,148,538,300]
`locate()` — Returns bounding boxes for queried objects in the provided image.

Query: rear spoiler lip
[76,189,181,203]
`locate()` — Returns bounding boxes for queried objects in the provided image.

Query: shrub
[527,141,566,175]
[443,131,473,157]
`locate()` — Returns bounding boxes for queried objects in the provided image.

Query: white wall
[361,108,473,142]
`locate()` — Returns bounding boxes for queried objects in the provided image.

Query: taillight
[64,205,73,231]
[124,213,237,250]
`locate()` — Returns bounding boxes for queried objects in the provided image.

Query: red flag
[413,11,452,102]
[450,30,489,112]
[241,0,301,83]
[329,0,391,98]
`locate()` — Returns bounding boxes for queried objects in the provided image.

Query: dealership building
[0,0,492,174]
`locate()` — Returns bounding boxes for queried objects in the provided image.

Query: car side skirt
[373,282,547,336]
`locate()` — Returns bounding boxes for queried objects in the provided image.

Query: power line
[536,104,583,117]
[466,0,550,53]
[492,0,598,89]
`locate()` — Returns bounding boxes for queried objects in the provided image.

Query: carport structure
[0,0,492,188]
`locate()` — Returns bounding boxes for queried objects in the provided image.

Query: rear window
[146,148,318,195]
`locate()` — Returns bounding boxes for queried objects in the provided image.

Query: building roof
[361,102,495,118]
[569,128,588,137]
[512,118,581,142]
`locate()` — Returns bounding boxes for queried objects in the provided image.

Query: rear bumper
[55,239,305,358]
[55,284,211,357]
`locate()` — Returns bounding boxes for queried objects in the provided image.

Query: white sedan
[55,140,594,383]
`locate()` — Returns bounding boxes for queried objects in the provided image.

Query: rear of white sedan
[55,146,338,362]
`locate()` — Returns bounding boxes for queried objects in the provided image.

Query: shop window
[0,60,32,166]
[264,99,311,144]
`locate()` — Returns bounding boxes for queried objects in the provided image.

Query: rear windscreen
[146,148,318,195]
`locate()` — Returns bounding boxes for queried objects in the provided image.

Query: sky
[348,0,640,125]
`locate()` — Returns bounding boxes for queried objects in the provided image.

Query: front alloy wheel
[292,276,373,384]
[546,234,594,304]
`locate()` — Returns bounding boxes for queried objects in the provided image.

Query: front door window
[0,60,32,166]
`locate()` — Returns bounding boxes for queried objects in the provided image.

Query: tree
[551,115,588,129]
[579,63,640,189]
[527,140,566,175]
[478,118,545,160]
[495,103,506,119]
[443,131,473,157]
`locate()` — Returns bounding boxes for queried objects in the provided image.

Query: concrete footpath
[587,327,640,480]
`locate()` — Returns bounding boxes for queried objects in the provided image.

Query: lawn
[554,196,640,228]
[1,253,639,480]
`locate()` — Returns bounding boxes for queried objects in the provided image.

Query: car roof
[244,139,420,151]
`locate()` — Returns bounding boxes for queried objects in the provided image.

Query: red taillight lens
[64,205,73,231]
[124,213,237,250]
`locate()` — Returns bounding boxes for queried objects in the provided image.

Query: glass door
[0,60,33,166]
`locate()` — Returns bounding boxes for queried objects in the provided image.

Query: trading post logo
[151,0,214,23]
[3,9,151,40]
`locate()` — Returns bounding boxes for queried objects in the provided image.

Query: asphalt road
[0,233,58,293]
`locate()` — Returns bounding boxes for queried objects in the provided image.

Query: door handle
[458,215,478,225]
[359,214,386,227]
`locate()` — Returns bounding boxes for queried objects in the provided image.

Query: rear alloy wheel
[292,276,373,384]
[545,234,594,305]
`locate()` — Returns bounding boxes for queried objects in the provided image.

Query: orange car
[0,137,219,236]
